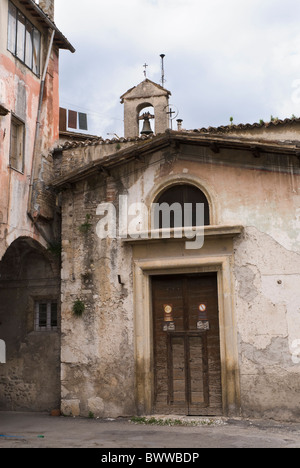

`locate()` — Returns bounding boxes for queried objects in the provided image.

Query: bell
[141,116,153,135]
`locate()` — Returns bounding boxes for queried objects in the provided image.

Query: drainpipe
[27,28,55,217]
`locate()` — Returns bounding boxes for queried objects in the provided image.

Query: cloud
[55,0,300,136]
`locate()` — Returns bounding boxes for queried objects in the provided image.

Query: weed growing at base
[130,416,225,427]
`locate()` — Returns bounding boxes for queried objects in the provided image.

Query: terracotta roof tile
[56,134,155,151]
[55,117,300,152]
[192,117,300,134]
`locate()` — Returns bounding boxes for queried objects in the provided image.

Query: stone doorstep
[136,415,228,426]
[135,415,300,431]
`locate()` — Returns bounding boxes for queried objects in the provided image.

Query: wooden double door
[152,273,222,416]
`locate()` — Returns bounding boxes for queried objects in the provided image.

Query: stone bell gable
[120,79,171,138]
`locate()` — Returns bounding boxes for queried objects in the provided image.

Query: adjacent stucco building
[0,0,74,411]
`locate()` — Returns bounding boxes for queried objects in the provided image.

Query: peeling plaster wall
[0,0,63,413]
[0,0,60,260]
[60,181,135,418]
[234,228,300,421]
[59,142,300,421]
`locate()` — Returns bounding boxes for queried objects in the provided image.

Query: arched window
[154,184,210,229]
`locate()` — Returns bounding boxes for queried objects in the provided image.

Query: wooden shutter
[59,108,67,132]
[10,121,18,169]
[68,110,77,129]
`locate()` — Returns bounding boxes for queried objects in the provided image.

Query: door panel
[152,273,222,416]
[188,335,209,409]
[170,336,186,406]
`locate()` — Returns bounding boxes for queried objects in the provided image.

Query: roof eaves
[56,133,157,151]
[172,130,299,151]
[51,131,300,189]
[19,0,75,52]
[59,130,100,141]
[51,133,170,188]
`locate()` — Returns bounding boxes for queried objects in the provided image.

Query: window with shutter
[32,29,41,75]
[16,11,26,61]
[10,116,25,173]
[7,2,17,54]
[25,21,33,69]
[7,1,41,76]
[35,301,58,332]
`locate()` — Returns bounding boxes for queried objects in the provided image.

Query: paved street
[0,412,300,449]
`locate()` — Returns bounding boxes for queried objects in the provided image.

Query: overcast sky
[55,0,300,137]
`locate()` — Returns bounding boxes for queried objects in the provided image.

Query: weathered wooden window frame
[9,114,25,173]
[7,1,41,76]
[35,301,58,332]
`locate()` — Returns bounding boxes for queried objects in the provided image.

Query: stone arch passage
[0,237,61,412]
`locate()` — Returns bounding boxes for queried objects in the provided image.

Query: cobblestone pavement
[0,412,300,449]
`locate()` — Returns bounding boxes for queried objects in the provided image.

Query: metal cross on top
[167,107,176,118]
[167,107,176,129]
[143,63,148,78]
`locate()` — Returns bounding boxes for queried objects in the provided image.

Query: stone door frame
[132,253,241,417]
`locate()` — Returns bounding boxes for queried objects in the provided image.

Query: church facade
[0,2,299,420]
[51,80,300,422]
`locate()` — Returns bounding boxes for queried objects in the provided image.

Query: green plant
[79,214,92,233]
[88,411,95,419]
[72,300,85,317]
[116,143,121,150]
[130,416,224,427]
[130,417,184,426]
[259,119,264,125]
[229,116,234,125]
